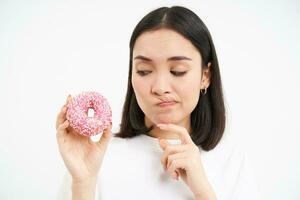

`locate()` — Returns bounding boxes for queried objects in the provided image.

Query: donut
[66,91,112,137]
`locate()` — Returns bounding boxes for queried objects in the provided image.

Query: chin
[154,115,177,125]
[146,112,181,125]
[156,119,171,124]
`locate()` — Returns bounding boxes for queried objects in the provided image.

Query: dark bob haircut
[115,6,226,151]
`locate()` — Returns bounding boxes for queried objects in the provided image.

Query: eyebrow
[133,55,192,62]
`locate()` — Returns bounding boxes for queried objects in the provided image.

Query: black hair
[115,6,225,151]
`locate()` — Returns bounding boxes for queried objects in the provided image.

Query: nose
[151,73,171,96]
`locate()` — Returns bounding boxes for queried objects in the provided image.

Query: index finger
[156,123,193,144]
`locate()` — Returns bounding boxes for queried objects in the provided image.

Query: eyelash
[136,70,187,77]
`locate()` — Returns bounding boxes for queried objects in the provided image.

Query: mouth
[156,101,178,108]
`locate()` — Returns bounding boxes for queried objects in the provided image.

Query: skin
[132,28,211,139]
[132,28,216,199]
[55,28,215,199]
[56,95,113,200]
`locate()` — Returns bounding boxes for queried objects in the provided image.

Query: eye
[136,70,152,76]
[171,71,187,76]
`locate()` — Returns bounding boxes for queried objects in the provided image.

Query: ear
[201,62,212,89]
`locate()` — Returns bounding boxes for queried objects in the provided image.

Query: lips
[156,101,177,107]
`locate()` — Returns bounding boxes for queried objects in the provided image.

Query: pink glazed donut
[66,91,112,137]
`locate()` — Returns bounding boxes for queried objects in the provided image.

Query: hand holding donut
[157,123,217,200]
[55,94,112,183]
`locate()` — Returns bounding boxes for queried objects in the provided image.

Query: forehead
[133,28,200,61]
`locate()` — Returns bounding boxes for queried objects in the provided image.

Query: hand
[55,95,112,183]
[158,123,216,199]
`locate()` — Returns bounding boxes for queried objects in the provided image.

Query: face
[131,28,210,128]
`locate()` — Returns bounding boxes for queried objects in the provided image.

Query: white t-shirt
[57,133,261,200]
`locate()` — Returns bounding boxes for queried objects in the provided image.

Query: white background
[0,0,299,199]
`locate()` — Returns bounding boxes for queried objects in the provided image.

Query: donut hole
[91,134,101,142]
[87,107,95,118]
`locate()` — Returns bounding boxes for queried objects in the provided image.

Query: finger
[97,123,113,151]
[55,95,71,129]
[56,105,67,129]
[66,94,72,104]
[159,138,182,151]
[171,170,180,180]
[160,141,187,170]
[158,138,168,150]
[56,120,69,141]
[157,123,193,144]
[166,152,188,170]
[57,120,69,133]
[160,142,187,171]
[167,158,188,180]
[175,170,180,180]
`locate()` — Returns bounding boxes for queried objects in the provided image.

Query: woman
[56,6,260,200]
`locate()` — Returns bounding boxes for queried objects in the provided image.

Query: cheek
[180,86,200,107]
[178,75,201,110]
[132,76,149,107]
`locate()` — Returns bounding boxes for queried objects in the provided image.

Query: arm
[157,124,217,200]
[193,173,217,200]
[72,178,97,200]
[56,95,112,200]
[194,185,217,200]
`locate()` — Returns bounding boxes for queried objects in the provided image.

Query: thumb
[97,124,112,150]
[159,139,169,150]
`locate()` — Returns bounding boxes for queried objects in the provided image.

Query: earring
[200,88,207,95]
